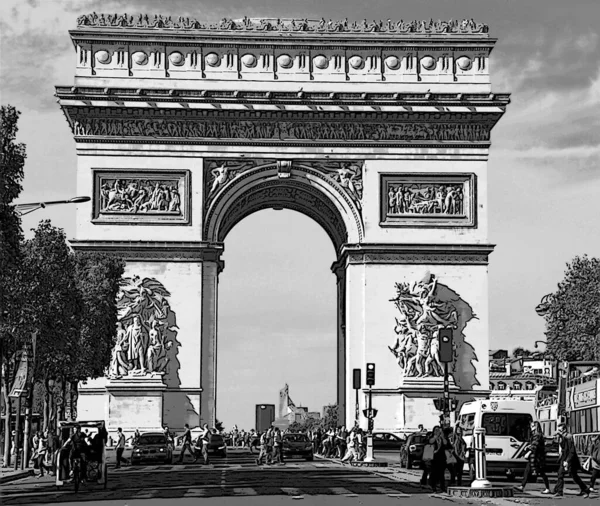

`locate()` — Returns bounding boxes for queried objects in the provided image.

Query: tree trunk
[2,356,12,467]
[59,378,66,421]
[43,378,49,432]
[22,388,33,469]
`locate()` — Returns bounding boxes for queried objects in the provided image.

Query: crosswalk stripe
[330,487,357,496]
[281,487,304,496]
[372,486,409,496]
[232,487,258,495]
[183,489,208,497]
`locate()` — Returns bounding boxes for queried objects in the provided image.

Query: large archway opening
[217,209,337,430]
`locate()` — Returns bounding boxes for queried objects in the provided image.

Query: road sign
[362,408,378,419]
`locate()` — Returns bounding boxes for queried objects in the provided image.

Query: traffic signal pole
[364,387,374,463]
[443,361,450,428]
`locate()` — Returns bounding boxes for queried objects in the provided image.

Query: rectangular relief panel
[380,173,476,228]
[92,169,191,225]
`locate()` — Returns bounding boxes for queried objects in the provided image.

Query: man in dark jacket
[553,424,590,497]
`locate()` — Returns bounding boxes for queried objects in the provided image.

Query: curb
[0,469,35,484]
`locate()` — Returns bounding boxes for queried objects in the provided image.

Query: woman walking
[450,426,467,486]
[36,431,51,478]
[515,421,551,494]
[430,426,450,493]
[588,433,600,493]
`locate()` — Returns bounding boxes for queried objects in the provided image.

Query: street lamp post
[13,196,91,216]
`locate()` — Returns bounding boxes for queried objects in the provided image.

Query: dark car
[373,432,405,451]
[282,433,313,461]
[205,433,227,457]
[131,432,173,465]
[400,432,428,469]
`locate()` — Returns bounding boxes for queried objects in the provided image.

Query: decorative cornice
[69,240,224,265]
[76,14,489,36]
[332,243,495,271]
[55,87,510,107]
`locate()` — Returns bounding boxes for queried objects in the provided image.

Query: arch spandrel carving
[203,160,364,251]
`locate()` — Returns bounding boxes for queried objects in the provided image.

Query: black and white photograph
[1,0,599,505]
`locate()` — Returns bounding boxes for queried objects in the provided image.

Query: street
[2,448,598,506]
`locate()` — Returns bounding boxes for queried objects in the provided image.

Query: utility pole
[363,363,377,463]
[353,368,361,427]
[439,328,454,428]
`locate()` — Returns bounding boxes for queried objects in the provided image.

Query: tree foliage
[512,347,534,358]
[538,255,600,361]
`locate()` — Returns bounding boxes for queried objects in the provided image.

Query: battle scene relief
[388,272,479,390]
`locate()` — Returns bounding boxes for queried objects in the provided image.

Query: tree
[0,105,26,466]
[537,255,600,362]
[512,347,533,359]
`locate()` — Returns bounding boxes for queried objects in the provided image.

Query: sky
[1,0,600,430]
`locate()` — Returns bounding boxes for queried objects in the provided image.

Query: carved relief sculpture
[108,276,178,380]
[380,174,475,227]
[93,170,190,224]
[388,272,479,390]
[314,162,364,207]
[76,14,489,34]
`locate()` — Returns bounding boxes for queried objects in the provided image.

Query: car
[400,432,428,469]
[131,432,173,465]
[373,432,406,451]
[206,433,227,457]
[282,433,314,461]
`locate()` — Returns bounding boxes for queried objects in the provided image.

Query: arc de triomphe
[57,14,508,434]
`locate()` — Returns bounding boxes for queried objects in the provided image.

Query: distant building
[489,349,509,360]
[308,412,321,420]
[489,350,557,395]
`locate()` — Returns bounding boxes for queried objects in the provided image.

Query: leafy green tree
[512,347,533,359]
[537,255,600,361]
[0,105,26,466]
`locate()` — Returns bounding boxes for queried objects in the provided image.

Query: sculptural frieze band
[72,117,492,143]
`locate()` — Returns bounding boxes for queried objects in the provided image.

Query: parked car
[131,432,173,465]
[373,432,406,451]
[400,432,428,469]
[282,433,314,461]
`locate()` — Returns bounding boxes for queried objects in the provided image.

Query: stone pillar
[199,244,224,429]
[333,263,347,427]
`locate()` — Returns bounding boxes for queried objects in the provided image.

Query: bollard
[364,432,374,463]
[471,427,492,489]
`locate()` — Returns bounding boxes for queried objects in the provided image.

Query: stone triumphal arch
[58,14,508,434]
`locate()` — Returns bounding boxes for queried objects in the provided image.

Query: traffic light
[368,418,374,432]
[439,328,453,363]
[366,363,375,386]
[353,369,361,390]
[433,398,444,411]
[450,399,459,411]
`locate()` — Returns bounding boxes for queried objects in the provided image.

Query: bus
[457,398,534,479]
[565,362,600,459]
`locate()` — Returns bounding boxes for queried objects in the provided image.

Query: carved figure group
[316,162,363,203]
[77,13,489,34]
[73,117,491,143]
[388,274,458,378]
[387,183,463,215]
[99,178,181,214]
[108,276,177,379]
[206,162,253,199]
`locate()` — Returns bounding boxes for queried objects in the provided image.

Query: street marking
[184,489,207,497]
[232,487,258,495]
[281,487,304,496]
[330,487,356,495]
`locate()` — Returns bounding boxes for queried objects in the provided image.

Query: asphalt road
[2,448,597,506]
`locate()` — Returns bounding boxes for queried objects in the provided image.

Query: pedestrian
[115,427,129,469]
[452,425,467,487]
[36,431,51,478]
[178,423,196,464]
[341,429,358,464]
[553,424,590,497]
[256,431,270,465]
[198,423,211,465]
[266,428,275,464]
[429,426,449,493]
[587,433,600,493]
[444,427,458,486]
[133,429,141,445]
[273,428,284,464]
[420,431,434,488]
[515,421,551,494]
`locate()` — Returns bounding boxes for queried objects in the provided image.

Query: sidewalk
[0,466,36,484]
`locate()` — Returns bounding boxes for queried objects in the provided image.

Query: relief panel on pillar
[380,173,476,228]
[387,271,480,392]
[92,169,191,225]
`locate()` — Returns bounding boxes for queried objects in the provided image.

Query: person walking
[429,426,449,493]
[198,424,211,465]
[516,421,551,494]
[420,431,435,489]
[587,433,600,493]
[451,426,467,487]
[273,428,284,464]
[35,431,51,478]
[341,429,359,464]
[256,431,270,466]
[115,428,129,469]
[553,424,590,497]
[178,423,196,464]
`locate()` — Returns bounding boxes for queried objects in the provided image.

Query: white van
[457,398,535,480]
